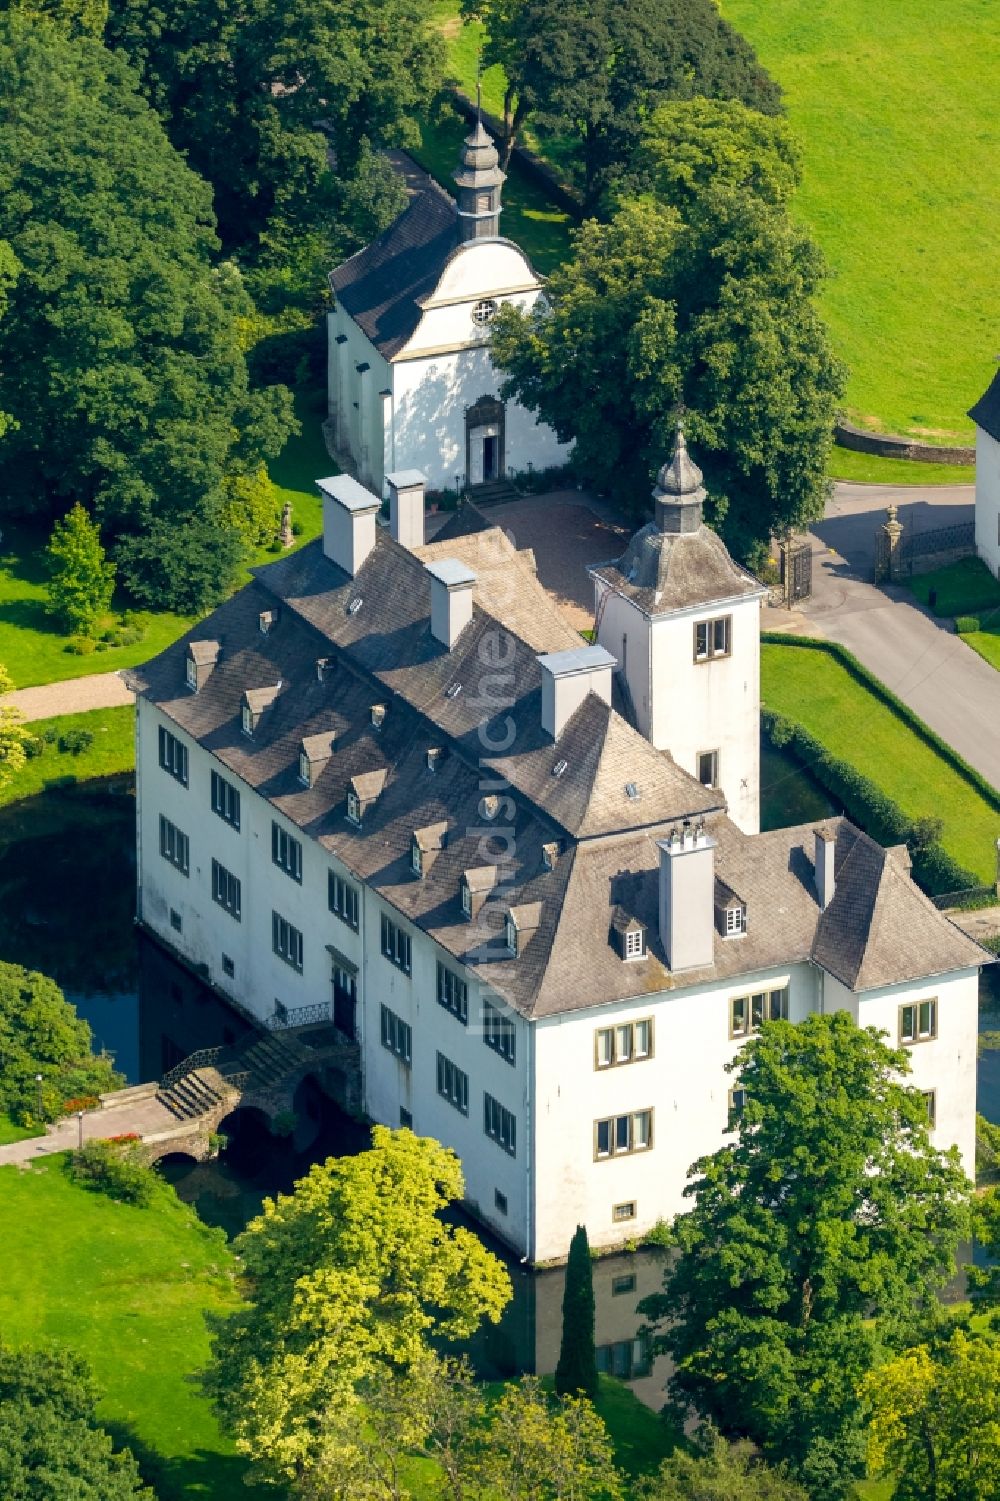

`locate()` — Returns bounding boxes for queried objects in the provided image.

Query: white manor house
[129,436,986,1263]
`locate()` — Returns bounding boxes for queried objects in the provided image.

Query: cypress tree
[554,1223,598,1399]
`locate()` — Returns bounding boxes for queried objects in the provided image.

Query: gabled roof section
[330,151,458,360]
[811,824,985,991]
[592,521,763,616]
[969,368,1000,443]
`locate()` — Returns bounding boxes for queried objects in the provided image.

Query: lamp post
[77,1111,85,1150]
[35,1073,42,1121]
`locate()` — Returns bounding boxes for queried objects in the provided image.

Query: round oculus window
[471,297,499,327]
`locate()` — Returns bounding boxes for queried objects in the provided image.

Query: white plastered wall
[326,309,391,494]
[974,426,1000,577]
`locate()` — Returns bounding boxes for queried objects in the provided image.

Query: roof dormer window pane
[185,657,197,691]
[298,753,311,787]
[411,843,423,876]
[505,917,517,954]
[461,882,472,917]
[625,928,645,959]
[346,790,361,825]
[725,906,746,936]
[241,704,253,737]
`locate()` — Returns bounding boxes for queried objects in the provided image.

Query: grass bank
[721,0,1000,443]
[3,707,135,807]
[826,447,975,487]
[0,1156,247,1501]
[761,641,1000,884]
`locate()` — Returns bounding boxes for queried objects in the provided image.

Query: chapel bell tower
[454,113,505,241]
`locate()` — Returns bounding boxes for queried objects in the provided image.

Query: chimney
[815,828,836,909]
[425,558,476,647]
[318,475,381,577]
[386,469,428,549]
[657,822,716,971]
[537,645,616,738]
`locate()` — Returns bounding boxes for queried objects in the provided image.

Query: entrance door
[332,965,357,1040]
[483,434,498,481]
[464,395,505,486]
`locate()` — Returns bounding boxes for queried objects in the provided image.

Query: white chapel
[326,121,569,497]
[970,368,1000,577]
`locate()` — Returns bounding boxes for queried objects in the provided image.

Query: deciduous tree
[45,503,116,635]
[629,98,800,214]
[478,1376,623,1501]
[490,186,844,560]
[0,663,28,790]
[635,1426,807,1501]
[0,961,123,1123]
[0,16,293,608]
[205,1127,511,1486]
[640,1014,974,1500]
[462,0,780,209]
[554,1224,598,1400]
[862,1329,1000,1501]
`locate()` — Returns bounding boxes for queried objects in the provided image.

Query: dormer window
[347,789,362,825]
[241,703,254,737]
[241,683,281,739]
[726,905,747,937]
[412,821,447,876]
[298,751,311,787]
[411,841,423,876]
[461,880,472,916]
[625,928,645,959]
[185,657,197,692]
[715,877,747,940]
[505,916,517,953]
[371,704,386,730]
[316,657,333,683]
[611,907,646,961]
[542,840,562,871]
[426,747,443,772]
[185,640,220,693]
[346,768,387,829]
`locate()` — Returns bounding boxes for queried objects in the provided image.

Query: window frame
[697,748,720,787]
[328,871,360,931]
[210,770,241,830]
[272,911,304,973]
[211,858,242,921]
[158,815,190,876]
[158,725,188,786]
[729,987,788,1039]
[436,1052,469,1116]
[483,999,516,1065]
[624,927,645,960]
[594,1108,654,1160]
[725,905,746,937]
[484,1093,517,1156]
[298,752,311,787]
[380,1003,412,1065]
[437,962,469,1025]
[271,821,303,884]
[693,614,732,663]
[922,1088,937,1129]
[346,789,362,826]
[380,912,412,975]
[900,998,938,1046]
[612,1201,637,1223]
[594,1018,653,1070]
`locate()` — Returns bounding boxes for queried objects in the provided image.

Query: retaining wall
[835,419,975,466]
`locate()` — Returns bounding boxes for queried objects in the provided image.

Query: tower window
[694,615,732,662]
[472,298,498,326]
[697,750,720,787]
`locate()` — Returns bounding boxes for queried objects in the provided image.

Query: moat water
[0,766,996,1407]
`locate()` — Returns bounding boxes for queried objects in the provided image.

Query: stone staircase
[158,1066,234,1122]
[470,478,519,504]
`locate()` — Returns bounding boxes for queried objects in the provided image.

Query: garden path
[0,668,133,720]
[772,481,1000,792]
[0,1093,178,1168]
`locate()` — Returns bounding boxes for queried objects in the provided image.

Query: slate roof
[591,520,764,616]
[330,152,459,359]
[969,368,1000,443]
[129,524,988,1020]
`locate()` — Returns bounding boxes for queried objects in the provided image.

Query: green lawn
[962,625,1000,672]
[0,1112,42,1145]
[761,643,1000,883]
[909,557,1000,620]
[3,707,135,808]
[0,1157,249,1501]
[720,0,1000,444]
[826,447,975,487]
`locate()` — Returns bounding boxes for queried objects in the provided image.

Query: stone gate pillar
[882,503,904,582]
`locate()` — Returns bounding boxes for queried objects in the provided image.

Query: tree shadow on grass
[102,1418,267,1501]
[0,596,59,635]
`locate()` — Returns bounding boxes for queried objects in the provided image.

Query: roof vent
[348,596,363,616]
[541,840,562,870]
[426,747,444,772]
[538,645,616,739]
[625,782,639,800]
[552,759,568,778]
[482,794,500,820]
[258,608,280,635]
[426,558,476,648]
[316,657,334,682]
[318,474,380,577]
[370,704,386,730]
[446,681,463,699]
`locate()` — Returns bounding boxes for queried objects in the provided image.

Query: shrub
[117,625,144,645]
[956,615,981,634]
[23,735,45,759]
[68,1138,158,1206]
[62,1095,101,1113]
[270,1110,296,1138]
[45,504,116,635]
[58,728,94,755]
[977,1113,1000,1186]
[64,636,96,655]
[42,726,59,744]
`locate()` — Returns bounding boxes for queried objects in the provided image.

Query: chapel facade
[971,368,1000,577]
[327,122,569,497]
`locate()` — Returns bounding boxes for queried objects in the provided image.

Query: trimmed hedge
[762,706,976,896]
[956,615,981,635]
[760,632,1000,814]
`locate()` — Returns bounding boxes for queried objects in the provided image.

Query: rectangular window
[693,615,732,662]
[484,1093,516,1156]
[594,1109,653,1159]
[328,871,360,931]
[729,987,788,1039]
[436,1053,469,1116]
[211,859,241,921]
[221,954,235,978]
[210,770,240,830]
[725,905,746,937]
[437,963,469,1025]
[400,1107,413,1127]
[697,749,719,787]
[483,999,516,1065]
[272,911,304,972]
[158,725,188,785]
[494,1188,508,1215]
[612,1201,636,1223]
[271,822,303,883]
[900,998,938,1045]
[169,908,182,932]
[611,1273,637,1296]
[596,1337,651,1381]
[380,913,412,975]
[624,928,645,959]
[595,1019,653,1069]
[922,1089,937,1129]
[728,1085,747,1127]
[380,1004,412,1065]
[159,815,189,876]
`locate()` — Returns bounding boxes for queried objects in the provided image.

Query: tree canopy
[206,1127,512,1485]
[462,0,781,210]
[45,503,116,634]
[105,0,441,265]
[0,961,123,1123]
[554,1224,598,1400]
[490,164,844,559]
[0,1339,155,1499]
[0,663,28,790]
[640,1013,973,1500]
[0,15,293,608]
[635,1427,807,1501]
